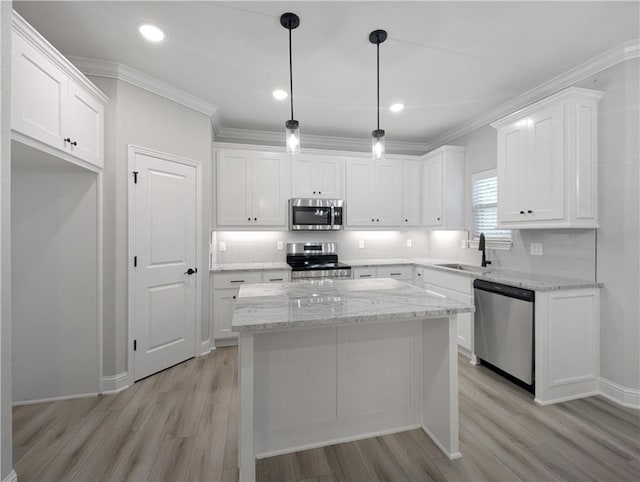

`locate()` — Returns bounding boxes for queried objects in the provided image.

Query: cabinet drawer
[422,282,472,304]
[353,267,377,279]
[263,270,290,283]
[377,265,412,280]
[421,268,473,294]
[213,272,262,289]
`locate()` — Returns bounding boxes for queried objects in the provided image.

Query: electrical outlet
[358,240,365,249]
[530,243,543,256]
[277,240,284,250]
[219,241,226,252]
[406,239,412,248]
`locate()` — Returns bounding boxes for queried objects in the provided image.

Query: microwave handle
[330,206,335,226]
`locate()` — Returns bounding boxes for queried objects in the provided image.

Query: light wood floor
[13,347,640,482]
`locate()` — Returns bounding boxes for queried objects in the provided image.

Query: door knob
[185,268,197,275]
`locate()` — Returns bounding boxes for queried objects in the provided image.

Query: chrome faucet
[478,233,492,268]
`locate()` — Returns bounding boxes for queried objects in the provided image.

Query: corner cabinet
[291,154,343,199]
[12,13,106,168]
[491,87,603,229]
[215,149,290,228]
[421,146,465,229]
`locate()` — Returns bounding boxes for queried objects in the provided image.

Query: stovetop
[287,259,352,272]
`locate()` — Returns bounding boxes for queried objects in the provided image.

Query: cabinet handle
[70,140,77,146]
[520,211,525,215]
[390,273,402,276]
[230,280,245,283]
[269,278,283,281]
[359,274,372,278]
[232,295,236,299]
[64,138,71,143]
[527,210,533,214]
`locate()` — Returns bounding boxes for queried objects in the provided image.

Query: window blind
[472,176,511,240]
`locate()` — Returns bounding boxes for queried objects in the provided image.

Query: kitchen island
[232,278,474,481]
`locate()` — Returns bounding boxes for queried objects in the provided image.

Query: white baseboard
[422,425,462,460]
[599,377,640,409]
[101,371,129,394]
[13,391,99,406]
[200,339,213,356]
[2,470,17,482]
[215,337,238,348]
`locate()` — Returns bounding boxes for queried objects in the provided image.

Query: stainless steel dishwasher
[473,279,535,386]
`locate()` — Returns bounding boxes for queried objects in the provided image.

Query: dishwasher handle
[473,279,535,302]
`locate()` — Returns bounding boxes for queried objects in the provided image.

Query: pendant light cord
[289,27,294,121]
[376,41,380,130]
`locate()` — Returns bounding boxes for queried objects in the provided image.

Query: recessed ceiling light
[390,103,404,113]
[138,24,165,43]
[273,89,288,101]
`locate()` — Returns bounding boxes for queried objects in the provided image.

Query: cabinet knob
[437,217,441,221]
[405,219,408,222]
[527,210,533,214]
[232,295,236,300]
[376,219,380,222]
[371,218,375,222]
[64,138,71,143]
[318,191,322,194]
[313,191,316,194]
[247,217,251,221]
[520,211,525,215]
[254,217,257,221]
[70,140,77,146]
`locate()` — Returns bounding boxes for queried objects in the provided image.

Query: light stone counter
[232,278,473,332]
[210,261,290,273]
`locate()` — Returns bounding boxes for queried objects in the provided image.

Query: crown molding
[69,56,218,117]
[428,38,640,148]
[214,126,431,156]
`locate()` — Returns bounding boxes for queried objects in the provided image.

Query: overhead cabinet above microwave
[491,87,603,229]
[291,155,344,199]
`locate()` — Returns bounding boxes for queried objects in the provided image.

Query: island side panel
[252,321,423,457]
[421,315,460,459]
[238,332,256,482]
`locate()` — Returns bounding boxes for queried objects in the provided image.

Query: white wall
[11,145,99,402]
[213,230,430,264]
[90,77,213,377]
[429,59,639,392]
[0,1,12,478]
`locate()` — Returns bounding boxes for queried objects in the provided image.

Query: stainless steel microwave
[289,198,344,231]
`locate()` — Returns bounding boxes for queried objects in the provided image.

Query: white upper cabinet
[492,87,603,229]
[291,155,343,199]
[11,13,106,168]
[346,158,403,227]
[402,162,420,226]
[216,149,289,228]
[421,146,465,229]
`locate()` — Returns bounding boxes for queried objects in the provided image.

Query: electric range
[286,242,352,280]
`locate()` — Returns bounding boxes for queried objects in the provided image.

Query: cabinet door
[376,161,403,226]
[316,156,343,198]
[422,155,444,227]
[353,267,377,279]
[216,150,252,226]
[12,33,67,150]
[402,162,420,226]
[291,155,316,198]
[66,81,104,167]
[212,288,240,340]
[524,105,565,221]
[252,153,288,226]
[497,123,527,222]
[346,158,376,226]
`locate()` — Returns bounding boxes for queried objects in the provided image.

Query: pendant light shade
[370,29,387,160]
[281,12,300,154]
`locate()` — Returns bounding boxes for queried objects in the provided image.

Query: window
[472,169,511,241]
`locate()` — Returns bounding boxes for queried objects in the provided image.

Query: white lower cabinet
[352,265,413,282]
[421,268,474,355]
[211,270,290,342]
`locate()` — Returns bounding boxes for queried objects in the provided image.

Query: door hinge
[133,256,137,267]
[134,339,137,351]
[133,171,139,184]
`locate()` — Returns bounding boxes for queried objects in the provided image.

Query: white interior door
[131,149,197,381]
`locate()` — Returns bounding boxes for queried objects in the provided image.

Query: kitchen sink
[436,263,490,273]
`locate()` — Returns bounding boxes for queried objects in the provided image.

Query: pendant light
[369,29,387,160]
[281,12,300,154]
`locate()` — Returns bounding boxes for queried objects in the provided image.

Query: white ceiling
[15,1,639,145]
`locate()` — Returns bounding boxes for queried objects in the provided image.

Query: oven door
[289,199,343,230]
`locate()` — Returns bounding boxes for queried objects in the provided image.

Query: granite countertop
[210,261,290,273]
[231,278,474,332]
[212,258,601,292]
